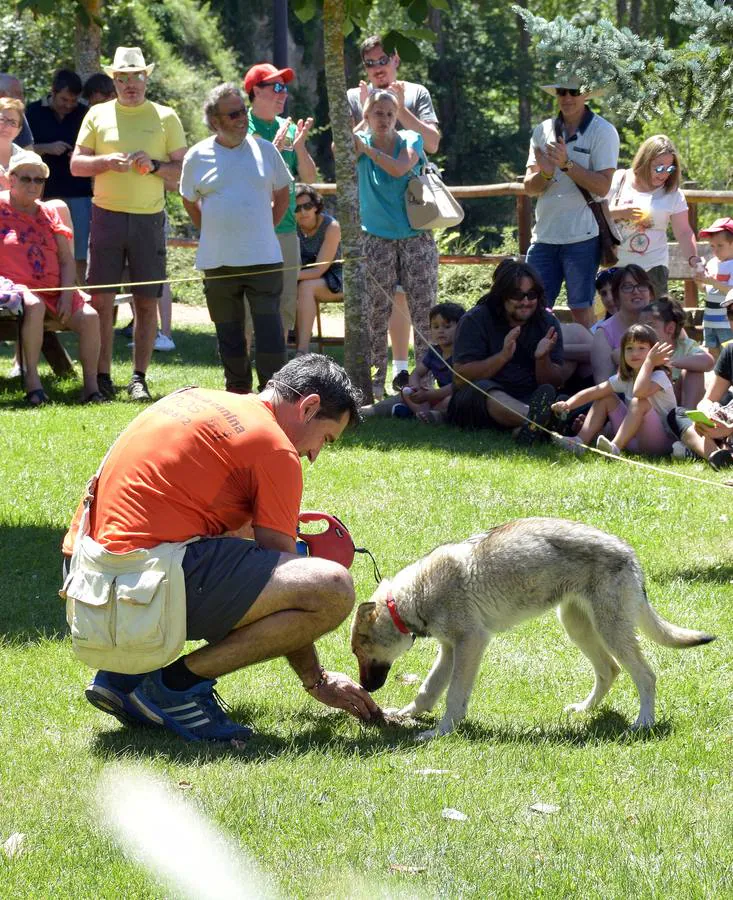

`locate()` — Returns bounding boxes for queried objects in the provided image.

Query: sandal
[82,391,107,405]
[25,388,49,407]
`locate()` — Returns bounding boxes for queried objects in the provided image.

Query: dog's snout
[359,661,392,692]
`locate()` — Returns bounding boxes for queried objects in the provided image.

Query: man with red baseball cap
[244,63,317,346]
[695,216,733,358]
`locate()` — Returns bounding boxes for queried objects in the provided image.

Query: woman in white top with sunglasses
[607,134,698,298]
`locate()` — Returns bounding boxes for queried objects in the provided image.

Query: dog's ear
[356,600,377,621]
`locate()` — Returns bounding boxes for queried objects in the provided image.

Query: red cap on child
[698,217,733,239]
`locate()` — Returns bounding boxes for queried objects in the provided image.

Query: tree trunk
[74,0,103,81]
[515,0,532,136]
[322,0,372,400]
[629,0,641,33]
[616,0,627,28]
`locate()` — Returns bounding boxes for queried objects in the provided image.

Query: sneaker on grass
[709,447,733,471]
[154,331,176,352]
[97,373,116,400]
[672,441,696,461]
[596,434,621,457]
[515,384,556,446]
[85,670,151,727]
[130,670,253,742]
[127,375,152,402]
[550,431,586,456]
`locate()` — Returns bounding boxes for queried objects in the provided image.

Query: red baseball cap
[243,63,295,94]
[698,217,733,238]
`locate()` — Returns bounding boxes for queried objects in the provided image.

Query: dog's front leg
[400,642,454,718]
[420,631,489,740]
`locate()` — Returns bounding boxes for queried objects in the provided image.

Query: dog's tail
[639,593,716,648]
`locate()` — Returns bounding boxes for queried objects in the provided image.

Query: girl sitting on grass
[638,298,714,408]
[551,323,676,457]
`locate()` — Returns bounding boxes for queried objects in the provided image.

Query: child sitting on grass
[391,301,465,423]
[668,297,733,471]
[550,323,676,457]
[638,298,714,408]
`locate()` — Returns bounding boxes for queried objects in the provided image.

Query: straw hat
[540,76,606,99]
[103,47,155,77]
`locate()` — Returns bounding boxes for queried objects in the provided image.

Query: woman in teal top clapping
[355,90,438,400]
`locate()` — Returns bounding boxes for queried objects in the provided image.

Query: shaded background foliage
[2,0,732,246]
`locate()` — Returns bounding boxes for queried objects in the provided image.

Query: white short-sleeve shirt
[608,170,688,270]
[180,134,292,270]
[527,110,619,245]
[609,370,677,417]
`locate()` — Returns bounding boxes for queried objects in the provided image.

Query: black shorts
[183,538,280,644]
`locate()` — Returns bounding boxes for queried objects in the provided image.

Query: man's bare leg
[131,295,158,374]
[91,291,116,374]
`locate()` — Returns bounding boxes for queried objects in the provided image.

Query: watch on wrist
[560,160,574,172]
[149,159,161,174]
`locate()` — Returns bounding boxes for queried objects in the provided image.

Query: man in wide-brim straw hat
[524,74,619,329]
[71,47,187,403]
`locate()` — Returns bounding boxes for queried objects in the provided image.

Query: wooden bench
[0,293,133,378]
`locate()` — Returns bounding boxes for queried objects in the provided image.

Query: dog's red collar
[386,591,411,635]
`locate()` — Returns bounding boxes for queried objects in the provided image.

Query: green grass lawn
[0,321,731,898]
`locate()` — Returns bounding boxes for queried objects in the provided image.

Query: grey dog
[351,517,715,739]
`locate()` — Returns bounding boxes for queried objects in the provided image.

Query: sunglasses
[508,289,539,302]
[364,54,392,68]
[14,174,47,185]
[114,72,146,84]
[261,81,287,94]
[653,163,676,174]
[0,115,20,128]
[222,107,247,121]
[295,201,316,213]
[556,88,581,97]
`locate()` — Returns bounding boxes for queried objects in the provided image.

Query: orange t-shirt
[63,389,302,555]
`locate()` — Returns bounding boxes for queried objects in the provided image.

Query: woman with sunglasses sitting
[0,151,102,405]
[293,184,343,355]
[607,134,698,298]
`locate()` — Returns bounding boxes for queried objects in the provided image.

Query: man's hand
[358,81,369,106]
[293,117,314,151]
[105,153,133,173]
[544,137,569,170]
[273,118,293,152]
[129,151,153,175]
[307,670,382,722]
[535,326,558,359]
[42,140,73,156]
[697,419,733,441]
[502,325,521,360]
[387,80,406,110]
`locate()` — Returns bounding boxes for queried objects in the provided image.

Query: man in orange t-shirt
[66,354,380,741]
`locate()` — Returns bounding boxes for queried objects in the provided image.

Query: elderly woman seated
[0,151,102,405]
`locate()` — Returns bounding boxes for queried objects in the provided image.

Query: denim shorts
[63,196,92,261]
[526,237,601,309]
[703,326,733,351]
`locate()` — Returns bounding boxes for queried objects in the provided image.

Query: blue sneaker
[391,402,414,419]
[85,670,151,727]
[129,670,253,742]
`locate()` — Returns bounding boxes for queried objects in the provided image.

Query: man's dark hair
[52,69,82,95]
[269,354,362,427]
[430,301,465,324]
[595,267,616,292]
[479,259,547,325]
[82,72,114,101]
[359,34,395,62]
[203,83,246,131]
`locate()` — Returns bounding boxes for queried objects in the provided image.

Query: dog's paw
[397,703,420,718]
[629,714,655,731]
[563,701,589,715]
[416,728,439,741]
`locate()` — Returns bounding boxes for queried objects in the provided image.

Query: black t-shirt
[25,99,92,199]
[453,300,564,399]
[715,340,733,383]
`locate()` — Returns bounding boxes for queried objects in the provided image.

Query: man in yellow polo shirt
[71,47,187,401]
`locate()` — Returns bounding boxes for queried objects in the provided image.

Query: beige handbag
[405,161,464,230]
[60,447,195,674]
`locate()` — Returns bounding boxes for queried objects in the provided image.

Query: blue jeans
[526,237,601,309]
